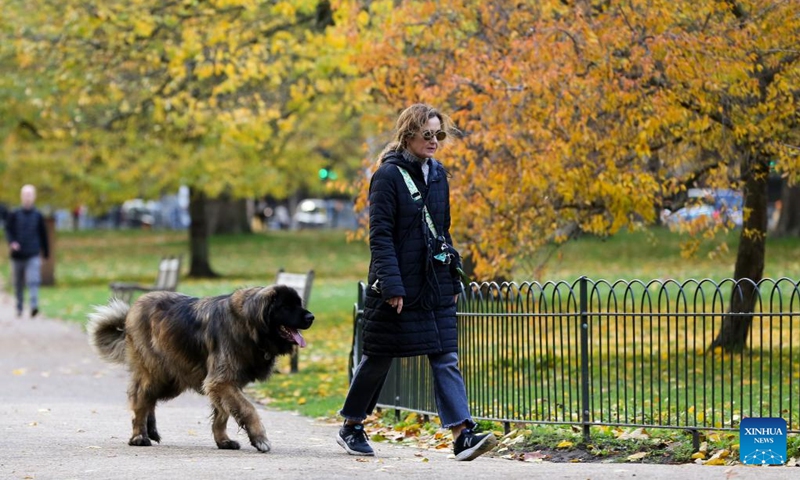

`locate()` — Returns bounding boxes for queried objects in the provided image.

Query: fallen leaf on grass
[398,424,420,436]
[702,449,730,466]
[501,435,526,446]
[618,428,650,440]
[713,449,730,459]
[627,452,648,462]
[691,452,706,460]
[522,451,548,462]
[556,440,573,449]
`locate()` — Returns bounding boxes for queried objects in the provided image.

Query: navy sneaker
[453,429,497,461]
[337,422,375,456]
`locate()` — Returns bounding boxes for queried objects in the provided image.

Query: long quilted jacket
[362,150,462,357]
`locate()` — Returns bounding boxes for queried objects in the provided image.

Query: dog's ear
[232,287,271,323]
[260,286,278,325]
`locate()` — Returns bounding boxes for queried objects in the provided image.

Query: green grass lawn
[525,227,800,281]
[2,226,799,424]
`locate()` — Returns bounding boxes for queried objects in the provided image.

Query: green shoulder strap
[396,165,439,237]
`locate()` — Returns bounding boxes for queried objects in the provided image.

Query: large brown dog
[87,285,314,452]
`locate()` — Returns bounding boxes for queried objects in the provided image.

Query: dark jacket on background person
[5,208,49,260]
[362,150,462,357]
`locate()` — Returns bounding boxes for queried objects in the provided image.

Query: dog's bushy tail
[87,298,130,365]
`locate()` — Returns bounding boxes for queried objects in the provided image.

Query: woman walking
[337,104,496,461]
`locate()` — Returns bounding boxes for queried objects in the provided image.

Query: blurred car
[714,189,743,227]
[121,199,160,227]
[663,204,720,228]
[291,198,358,229]
[662,188,743,229]
[293,198,328,228]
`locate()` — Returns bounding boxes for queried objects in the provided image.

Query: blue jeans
[340,352,476,429]
[12,256,41,313]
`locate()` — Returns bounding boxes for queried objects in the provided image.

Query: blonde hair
[377,104,457,164]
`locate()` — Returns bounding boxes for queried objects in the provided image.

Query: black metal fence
[350,278,800,438]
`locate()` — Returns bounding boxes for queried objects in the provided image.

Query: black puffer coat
[362,151,462,357]
[5,208,49,260]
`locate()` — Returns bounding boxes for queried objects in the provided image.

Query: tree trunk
[774,180,800,236]
[709,154,769,352]
[40,216,56,286]
[206,196,252,234]
[188,188,219,278]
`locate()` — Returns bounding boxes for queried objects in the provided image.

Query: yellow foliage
[1,0,367,206]
[343,0,800,279]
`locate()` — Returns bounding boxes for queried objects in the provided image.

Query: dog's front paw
[217,439,241,450]
[251,437,271,453]
[129,435,152,447]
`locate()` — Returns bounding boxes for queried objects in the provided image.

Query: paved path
[0,291,796,479]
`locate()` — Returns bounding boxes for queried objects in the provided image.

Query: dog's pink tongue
[291,330,306,348]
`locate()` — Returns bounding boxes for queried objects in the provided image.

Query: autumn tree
[345,0,799,351]
[1,0,365,276]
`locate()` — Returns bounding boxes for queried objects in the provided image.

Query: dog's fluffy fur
[87,285,314,452]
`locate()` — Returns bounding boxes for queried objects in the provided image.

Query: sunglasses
[420,129,447,141]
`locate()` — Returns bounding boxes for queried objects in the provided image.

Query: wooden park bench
[110,255,182,304]
[275,268,314,373]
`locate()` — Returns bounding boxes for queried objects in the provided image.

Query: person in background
[5,185,49,318]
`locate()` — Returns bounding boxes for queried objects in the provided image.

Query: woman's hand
[387,296,404,314]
